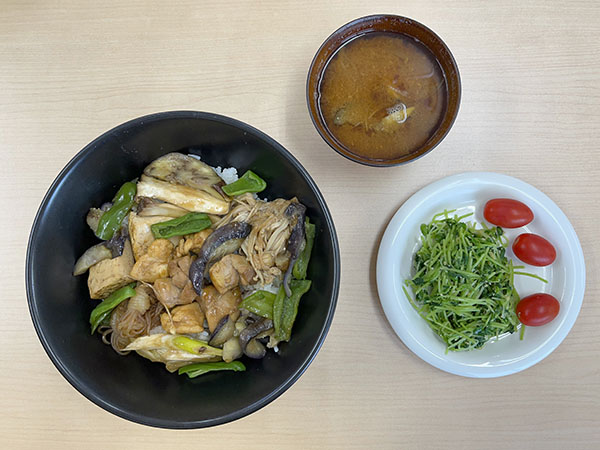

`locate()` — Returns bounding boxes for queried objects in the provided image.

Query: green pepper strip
[89,283,136,334]
[292,219,315,280]
[239,290,276,319]
[95,181,137,240]
[178,361,246,378]
[221,170,267,196]
[150,212,212,239]
[275,280,312,342]
[272,285,286,339]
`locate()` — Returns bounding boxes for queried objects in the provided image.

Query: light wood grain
[2,1,599,449]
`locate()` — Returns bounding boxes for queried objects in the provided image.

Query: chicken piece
[88,240,135,299]
[160,303,205,334]
[168,255,195,291]
[208,257,238,294]
[129,239,174,283]
[128,211,174,260]
[180,281,198,304]
[168,259,189,289]
[231,254,257,284]
[175,229,212,257]
[147,239,174,260]
[199,285,241,332]
[153,278,182,308]
[177,255,193,273]
[209,254,256,294]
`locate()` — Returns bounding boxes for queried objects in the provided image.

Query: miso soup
[318,32,447,161]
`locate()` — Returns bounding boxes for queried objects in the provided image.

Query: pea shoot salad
[404,211,545,352]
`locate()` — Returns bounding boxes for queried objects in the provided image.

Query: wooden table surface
[2,1,599,448]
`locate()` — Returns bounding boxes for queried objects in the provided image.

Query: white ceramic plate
[376,172,585,378]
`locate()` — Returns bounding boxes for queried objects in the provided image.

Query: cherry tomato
[516,293,560,326]
[483,198,534,228]
[512,233,556,266]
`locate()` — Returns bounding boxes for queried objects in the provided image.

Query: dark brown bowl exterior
[307,15,461,167]
[26,111,340,428]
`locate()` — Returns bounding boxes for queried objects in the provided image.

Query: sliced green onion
[178,361,246,378]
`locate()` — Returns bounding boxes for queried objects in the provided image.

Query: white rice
[187,153,239,184]
[186,330,211,341]
[255,282,279,295]
[213,166,239,184]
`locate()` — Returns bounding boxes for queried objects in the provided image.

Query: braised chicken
[76,152,314,377]
[198,285,242,332]
[161,303,205,334]
[209,254,256,293]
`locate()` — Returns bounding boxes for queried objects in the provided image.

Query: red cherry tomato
[516,293,560,326]
[512,233,556,266]
[483,198,534,228]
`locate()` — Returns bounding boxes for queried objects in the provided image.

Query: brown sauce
[318,32,447,161]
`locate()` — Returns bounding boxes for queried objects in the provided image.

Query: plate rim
[376,171,586,378]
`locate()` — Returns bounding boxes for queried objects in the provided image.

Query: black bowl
[26,111,340,428]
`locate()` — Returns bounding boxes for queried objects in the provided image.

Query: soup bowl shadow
[306,14,461,167]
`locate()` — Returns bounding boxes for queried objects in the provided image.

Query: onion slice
[73,243,112,276]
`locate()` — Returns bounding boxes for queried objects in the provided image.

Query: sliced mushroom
[239,317,273,359]
[188,221,252,295]
[282,202,307,296]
